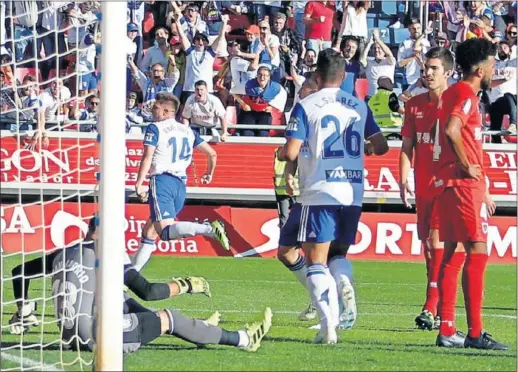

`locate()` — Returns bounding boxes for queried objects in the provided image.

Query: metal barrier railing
[0,118,515,138]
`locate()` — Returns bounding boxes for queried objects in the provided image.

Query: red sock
[423,249,444,316]
[438,251,466,336]
[462,253,488,338]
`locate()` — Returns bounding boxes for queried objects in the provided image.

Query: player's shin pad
[172,277,211,297]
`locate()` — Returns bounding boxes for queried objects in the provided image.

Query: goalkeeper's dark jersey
[51,240,96,351]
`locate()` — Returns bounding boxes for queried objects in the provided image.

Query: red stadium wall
[0,137,516,199]
[1,202,515,264]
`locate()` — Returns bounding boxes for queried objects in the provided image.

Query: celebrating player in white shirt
[280,49,388,344]
[132,93,230,271]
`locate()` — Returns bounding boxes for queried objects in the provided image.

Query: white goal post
[94,1,127,371]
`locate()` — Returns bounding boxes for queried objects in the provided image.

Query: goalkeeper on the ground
[9,218,272,353]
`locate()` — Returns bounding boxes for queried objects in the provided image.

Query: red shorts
[437,186,488,243]
[416,196,440,241]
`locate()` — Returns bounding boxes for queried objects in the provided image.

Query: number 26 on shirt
[321,115,361,159]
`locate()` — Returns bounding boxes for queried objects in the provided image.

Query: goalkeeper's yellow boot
[172,277,211,297]
[205,311,221,326]
[243,307,273,352]
[211,220,230,251]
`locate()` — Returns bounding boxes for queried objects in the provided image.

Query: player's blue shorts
[279,203,302,247]
[79,72,98,91]
[297,205,362,245]
[148,174,186,222]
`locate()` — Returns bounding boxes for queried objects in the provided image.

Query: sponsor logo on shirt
[287,116,299,132]
[325,169,363,183]
[462,99,472,114]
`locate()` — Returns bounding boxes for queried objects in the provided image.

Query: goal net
[1,2,126,370]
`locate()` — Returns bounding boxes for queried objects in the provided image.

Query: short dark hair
[305,48,317,56]
[316,49,345,84]
[193,32,209,43]
[455,38,497,75]
[409,17,421,25]
[425,47,454,72]
[86,95,99,104]
[303,71,319,89]
[194,80,207,88]
[23,75,36,83]
[155,92,180,113]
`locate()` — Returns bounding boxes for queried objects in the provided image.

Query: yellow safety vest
[273,149,299,196]
[368,89,403,130]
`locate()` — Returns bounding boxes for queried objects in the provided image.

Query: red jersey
[304,1,336,41]
[433,82,485,189]
[401,92,440,195]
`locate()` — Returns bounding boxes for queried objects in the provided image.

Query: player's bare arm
[399,136,415,208]
[366,132,389,156]
[444,116,481,180]
[195,141,217,184]
[135,145,156,201]
[278,139,303,162]
[284,158,298,197]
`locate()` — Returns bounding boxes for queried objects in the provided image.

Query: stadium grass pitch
[1,256,516,371]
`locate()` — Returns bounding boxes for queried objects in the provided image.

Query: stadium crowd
[0,1,516,144]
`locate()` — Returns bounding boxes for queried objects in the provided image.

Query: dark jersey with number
[51,241,96,351]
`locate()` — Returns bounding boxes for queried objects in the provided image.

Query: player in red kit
[399,47,465,333]
[433,38,507,350]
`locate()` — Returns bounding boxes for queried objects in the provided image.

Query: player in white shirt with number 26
[133,93,230,272]
[281,49,388,344]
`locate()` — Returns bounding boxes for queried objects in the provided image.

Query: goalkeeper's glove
[9,301,39,335]
[172,277,211,298]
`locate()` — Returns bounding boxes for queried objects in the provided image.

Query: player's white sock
[306,263,333,330]
[325,267,340,329]
[132,237,155,272]
[328,256,354,284]
[160,222,213,241]
[283,254,308,289]
[237,330,250,347]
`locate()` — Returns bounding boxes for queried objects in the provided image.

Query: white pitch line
[1,353,63,371]
[173,308,517,320]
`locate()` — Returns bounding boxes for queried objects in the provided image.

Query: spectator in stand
[173,13,228,104]
[504,23,517,58]
[303,1,338,54]
[251,1,284,24]
[175,2,209,43]
[127,0,146,65]
[126,91,144,134]
[39,80,71,124]
[129,56,179,121]
[397,19,431,89]
[0,69,22,129]
[0,2,6,57]
[169,35,187,100]
[341,1,370,51]
[272,12,301,82]
[140,27,171,74]
[296,48,317,75]
[257,20,281,82]
[360,29,396,100]
[368,76,403,139]
[466,0,494,23]
[17,75,47,147]
[489,40,517,142]
[226,40,260,95]
[127,23,139,93]
[289,1,309,41]
[9,1,39,64]
[337,36,361,95]
[78,33,99,97]
[443,1,466,41]
[199,1,234,57]
[75,94,100,132]
[238,65,287,137]
[67,1,99,49]
[182,80,229,140]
